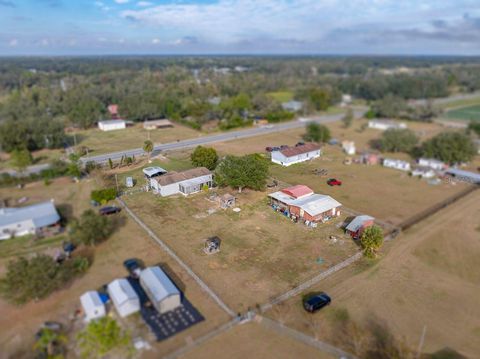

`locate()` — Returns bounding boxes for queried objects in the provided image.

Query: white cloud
[9,38,18,47]
[115,0,129,4]
[151,38,160,44]
[94,1,110,11]
[120,0,480,45]
[137,1,152,7]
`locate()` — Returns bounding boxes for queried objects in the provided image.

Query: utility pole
[416,325,427,359]
[73,133,77,148]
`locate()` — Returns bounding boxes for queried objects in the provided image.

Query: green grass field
[266,91,294,103]
[444,104,480,122]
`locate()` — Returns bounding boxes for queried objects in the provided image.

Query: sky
[0,0,480,55]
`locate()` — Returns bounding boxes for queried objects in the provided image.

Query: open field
[266,91,294,103]
[123,188,359,313]
[266,190,480,358]
[444,104,480,122]
[0,179,230,358]
[73,123,203,156]
[182,321,335,359]
[211,119,448,156]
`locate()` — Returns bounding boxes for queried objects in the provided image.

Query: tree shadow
[56,203,74,224]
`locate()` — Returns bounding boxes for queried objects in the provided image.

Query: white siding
[271,150,320,167]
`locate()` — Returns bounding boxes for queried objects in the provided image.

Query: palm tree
[143,140,154,163]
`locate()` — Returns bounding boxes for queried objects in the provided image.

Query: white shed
[383,158,411,171]
[80,291,106,322]
[368,120,407,131]
[140,267,181,314]
[107,278,140,318]
[342,141,356,155]
[98,120,126,132]
[417,158,446,171]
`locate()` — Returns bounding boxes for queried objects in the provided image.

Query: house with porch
[150,167,213,197]
[271,143,321,167]
[268,185,341,225]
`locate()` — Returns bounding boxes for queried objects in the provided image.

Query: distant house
[150,167,213,197]
[271,143,321,167]
[0,201,61,240]
[108,104,119,119]
[368,120,407,131]
[140,267,181,314]
[342,141,356,155]
[345,215,375,239]
[143,119,173,130]
[361,152,380,165]
[281,100,303,112]
[383,158,411,171]
[107,279,140,318]
[98,120,126,132]
[269,185,342,225]
[341,94,352,107]
[80,291,106,322]
[412,166,436,179]
[417,158,446,171]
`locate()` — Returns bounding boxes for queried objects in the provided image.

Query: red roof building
[108,104,119,119]
[281,185,314,199]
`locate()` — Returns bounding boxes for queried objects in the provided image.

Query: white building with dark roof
[0,201,60,240]
[107,278,140,318]
[150,167,213,197]
[140,267,181,314]
[271,143,321,167]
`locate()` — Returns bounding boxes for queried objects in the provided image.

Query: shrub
[90,188,117,204]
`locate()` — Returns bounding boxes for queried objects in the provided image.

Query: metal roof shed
[140,267,181,314]
[80,291,106,322]
[107,278,140,318]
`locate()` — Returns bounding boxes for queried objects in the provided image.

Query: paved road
[410,91,480,107]
[80,110,365,164]
[0,163,51,178]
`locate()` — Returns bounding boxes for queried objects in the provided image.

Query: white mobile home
[417,158,446,171]
[0,201,60,240]
[368,120,407,131]
[107,279,140,318]
[411,167,436,178]
[98,120,126,132]
[271,143,321,167]
[383,158,411,171]
[80,291,106,322]
[150,167,213,197]
[140,267,181,314]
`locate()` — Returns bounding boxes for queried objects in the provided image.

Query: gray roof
[140,267,180,302]
[0,201,60,228]
[346,215,375,232]
[445,168,480,184]
[143,166,167,177]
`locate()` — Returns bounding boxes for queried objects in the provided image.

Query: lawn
[265,190,480,358]
[72,123,203,156]
[122,188,359,312]
[444,104,480,122]
[267,91,294,103]
[0,177,230,358]
[181,321,335,359]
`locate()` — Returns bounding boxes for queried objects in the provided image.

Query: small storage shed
[345,215,375,239]
[143,119,173,130]
[107,278,140,318]
[342,141,356,155]
[140,267,181,314]
[80,291,106,322]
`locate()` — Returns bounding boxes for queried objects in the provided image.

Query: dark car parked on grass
[99,206,121,215]
[327,178,342,186]
[303,292,331,313]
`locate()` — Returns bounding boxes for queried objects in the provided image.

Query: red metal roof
[280,143,321,157]
[281,185,314,199]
